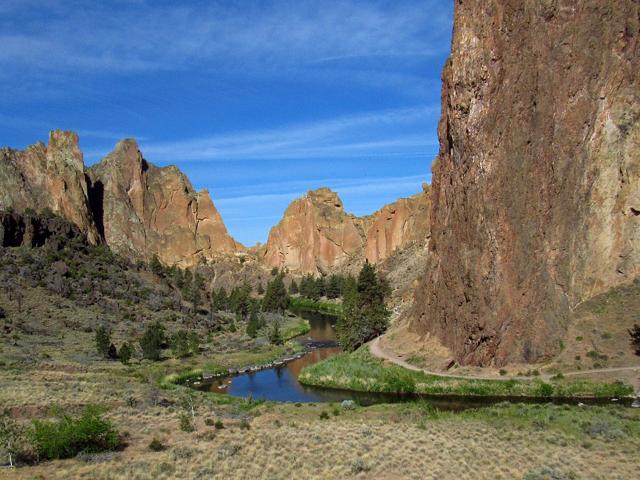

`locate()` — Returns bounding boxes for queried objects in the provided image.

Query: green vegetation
[148,437,165,452]
[170,329,200,358]
[269,319,283,345]
[629,324,640,356]
[118,342,133,365]
[336,262,390,352]
[299,348,634,398]
[281,317,310,339]
[95,326,113,359]
[288,296,342,314]
[139,321,166,361]
[31,405,120,460]
[262,273,289,313]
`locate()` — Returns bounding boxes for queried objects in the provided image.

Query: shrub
[95,326,111,359]
[170,330,199,358]
[319,411,330,420]
[204,418,215,426]
[0,415,37,466]
[139,321,166,361]
[118,342,133,365]
[148,438,165,452]
[179,413,194,433]
[31,406,120,460]
[239,419,251,430]
[537,382,554,397]
[214,420,224,430]
[499,369,507,376]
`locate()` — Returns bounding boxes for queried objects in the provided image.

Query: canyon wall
[87,139,242,267]
[1,132,242,267]
[260,187,431,274]
[0,131,100,244]
[411,0,640,366]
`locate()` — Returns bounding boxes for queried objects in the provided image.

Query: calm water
[192,309,634,407]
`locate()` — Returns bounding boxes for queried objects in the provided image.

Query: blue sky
[0,0,453,246]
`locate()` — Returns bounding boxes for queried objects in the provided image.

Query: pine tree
[246,307,260,338]
[118,342,133,364]
[336,262,390,352]
[269,319,283,345]
[149,255,164,276]
[262,274,289,313]
[95,326,111,359]
[140,321,166,361]
[289,279,299,295]
[326,275,341,299]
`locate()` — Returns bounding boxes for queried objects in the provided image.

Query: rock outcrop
[365,185,431,264]
[87,139,241,267]
[411,0,640,366]
[0,131,100,244]
[0,211,87,250]
[260,187,431,274]
[260,188,365,274]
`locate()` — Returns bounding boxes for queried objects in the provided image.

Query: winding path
[369,336,640,383]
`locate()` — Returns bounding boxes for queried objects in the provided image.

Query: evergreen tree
[336,262,390,352]
[211,287,228,312]
[171,330,199,358]
[95,326,111,359]
[269,319,283,345]
[262,274,289,313]
[118,342,133,364]
[289,279,299,295]
[257,283,265,295]
[190,272,203,315]
[630,324,640,356]
[326,274,341,299]
[149,255,164,276]
[139,321,166,361]
[246,306,260,338]
[315,276,326,298]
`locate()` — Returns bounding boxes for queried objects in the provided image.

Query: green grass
[281,317,311,340]
[299,348,634,398]
[288,297,343,315]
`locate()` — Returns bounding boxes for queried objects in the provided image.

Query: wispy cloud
[0,1,452,75]
[136,106,439,163]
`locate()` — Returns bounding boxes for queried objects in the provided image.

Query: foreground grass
[288,297,343,315]
[299,348,634,398]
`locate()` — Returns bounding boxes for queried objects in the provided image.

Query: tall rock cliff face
[411,0,640,366]
[87,139,241,267]
[365,186,431,264]
[0,131,100,244]
[260,188,365,274]
[260,187,431,274]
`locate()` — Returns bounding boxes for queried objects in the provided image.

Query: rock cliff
[260,187,431,274]
[0,131,100,244]
[87,139,242,267]
[411,0,640,366]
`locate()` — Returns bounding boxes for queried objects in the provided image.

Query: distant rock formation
[1,131,242,267]
[259,188,365,274]
[0,131,100,244]
[87,139,242,267]
[365,185,431,264]
[259,186,431,274]
[411,0,640,366]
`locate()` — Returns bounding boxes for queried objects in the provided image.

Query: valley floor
[2,363,640,480]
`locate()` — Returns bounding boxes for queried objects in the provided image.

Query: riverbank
[299,347,635,399]
[288,297,343,315]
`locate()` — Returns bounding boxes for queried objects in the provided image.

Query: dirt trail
[369,336,640,385]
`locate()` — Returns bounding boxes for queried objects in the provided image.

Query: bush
[0,415,37,466]
[319,411,330,420]
[31,406,120,460]
[148,438,165,452]
[139,321,166,361]
[214,420,224,430]
[95,326,111,359]
[118,342,133,365]
[204,418,215,426]
[179,413,194,433]
[170,330,199,358]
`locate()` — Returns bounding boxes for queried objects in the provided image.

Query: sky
[0,0,453,246]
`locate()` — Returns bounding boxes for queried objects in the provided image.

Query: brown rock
[364,186,431,264]
[260,188,364,274]
[0,130,100,243]
[411,0,640,366]
[87,139,242,267]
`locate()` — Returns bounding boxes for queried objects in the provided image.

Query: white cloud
[0,1,452,74]
[137,106,439,162]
